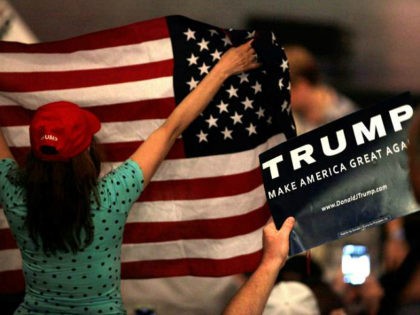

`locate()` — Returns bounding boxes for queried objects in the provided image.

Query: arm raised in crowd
[130,40,260,187]
[222,217,295,315]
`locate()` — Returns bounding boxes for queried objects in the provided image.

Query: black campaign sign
[259,93,419,255]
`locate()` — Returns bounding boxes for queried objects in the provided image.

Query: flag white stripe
[0,76,174,108]
[128,185,265,223]
[97,120,165,143]
[0,210,9,229]
[150,134,284,180]
[0,39,172,72]
[0,249,22,271]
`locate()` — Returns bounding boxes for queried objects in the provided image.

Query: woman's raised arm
[130,40,260,187]
[0,127,14,160]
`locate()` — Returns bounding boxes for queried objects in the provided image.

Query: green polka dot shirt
[0,158,144,314]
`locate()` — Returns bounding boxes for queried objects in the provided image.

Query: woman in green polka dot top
[0,41,260,314]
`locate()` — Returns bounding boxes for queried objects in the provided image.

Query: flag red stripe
[0,270,25,293]
[123,205,270,243]
[0,60,174,92]
[89,98,175,122]
[0,106,33,125]
[7,148,29,166]
[0,17,169,53]
[121,250,262,278]
[0,229,17,250]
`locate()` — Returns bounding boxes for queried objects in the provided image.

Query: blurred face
[290,79,311,113]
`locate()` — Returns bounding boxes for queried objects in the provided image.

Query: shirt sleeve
[97,159,144,214]
[0,158,18,205]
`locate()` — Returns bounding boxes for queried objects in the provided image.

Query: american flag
[0,15,295,293]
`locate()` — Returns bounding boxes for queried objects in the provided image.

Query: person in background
[263,279,320,315]
[0,40,259,315]
[284,44,382,289]
[277,255,345,315]
[382,218,409,272]
[284,44,357,135]
[223,50,420,315]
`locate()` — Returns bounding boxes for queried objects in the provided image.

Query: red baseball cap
[29,101,101,161]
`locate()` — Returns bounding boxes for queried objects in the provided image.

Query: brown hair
[23,138,102,254]
[284,45,321,85]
